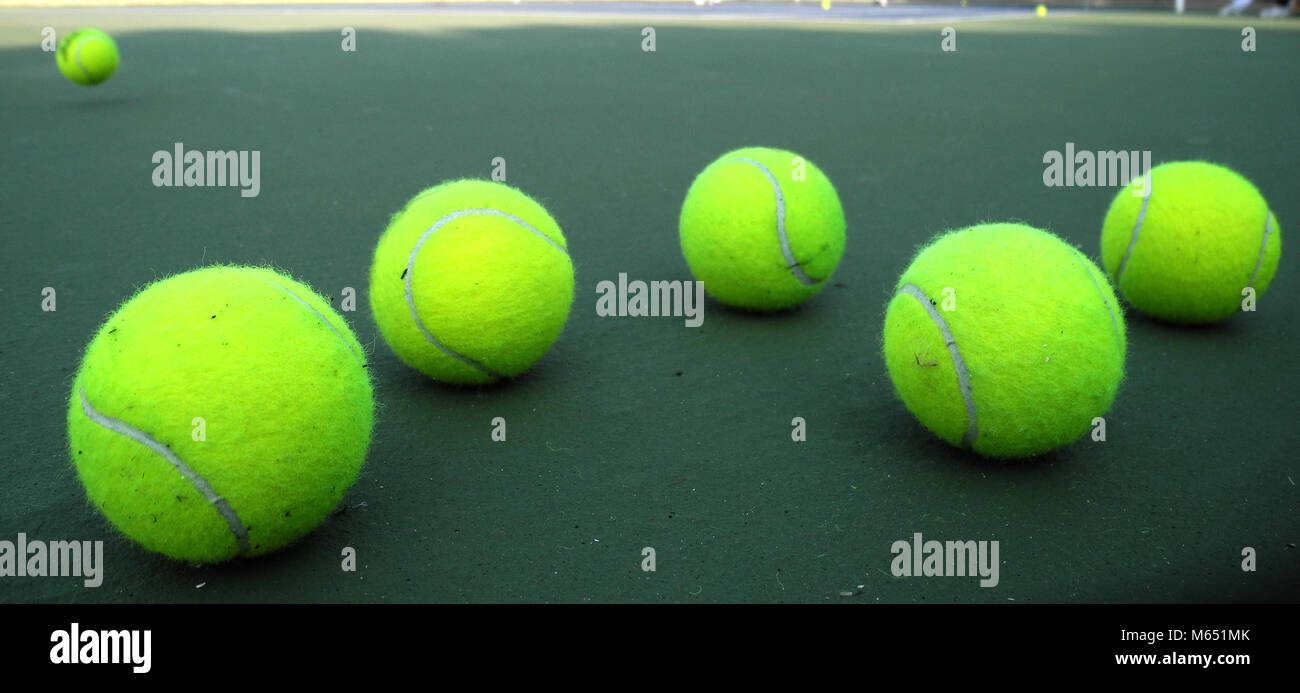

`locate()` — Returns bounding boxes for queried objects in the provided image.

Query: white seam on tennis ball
[405,208,569,377]
[1248,212,1275,288]
[259,277,366,366]
[900,283,978,449]
[1069,249,1124,350]
[729,157,818,287]
[1116,175,1153,286]
[74,38,98,84]
[78,388,251,555]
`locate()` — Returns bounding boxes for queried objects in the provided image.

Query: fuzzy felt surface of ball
[883,224,1126,459]
[679,147,846,311]
[57,28,119,86]
[67,266,374,563]
[369,179,575,385]
[1100,161,1281,324]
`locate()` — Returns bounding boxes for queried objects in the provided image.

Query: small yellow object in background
[1036,3,1047,17]
[961,0,968,5]
[821,0,831,9]
[56,28,118,86]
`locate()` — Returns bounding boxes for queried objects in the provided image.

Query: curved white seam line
[74,39,96,84]
[1070,250,1123,350]
[901,283,978,449]
[1248,212,1274,288]
[79,388,251,555]
[258,276,365,366]
[730,157,817,287]
[1116,175,1152,285]
[405,208,570,377]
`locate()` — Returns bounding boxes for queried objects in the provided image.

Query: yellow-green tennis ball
[883,224,1126,459]
[679,146,846,311]
[56,28,119,86]
[67,266,374,563]
[1036,4,1048,18]
[1101,161,1281,324]
[369,179,575,385]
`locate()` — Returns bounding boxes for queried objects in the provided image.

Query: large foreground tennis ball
[369,179,575,385]
[56,28,119,86]
[883,224,1126,459]
[1101,161,1281,324]
[68,266,374,563]
[679,146,846,311]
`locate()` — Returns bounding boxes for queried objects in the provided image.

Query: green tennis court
[1,3,1296,604]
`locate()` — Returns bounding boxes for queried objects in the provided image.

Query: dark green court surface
[1,10,1297,603]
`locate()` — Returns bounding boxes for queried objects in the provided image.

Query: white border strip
[1248,212,1274,288]
[900,283,978,449]
[731,156,817,287]
[79,388,251,554]
[1116,174,1152,285]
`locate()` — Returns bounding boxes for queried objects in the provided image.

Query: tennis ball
[1100,161,1281,324]
[369,179,575,385]
[67,266,374,563]
[1036,4,1048,18]
[679,146,846,311]
[56,28,119,86]
[883,224,1126,459]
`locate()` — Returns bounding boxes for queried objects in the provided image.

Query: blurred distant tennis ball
[1100,161,1281,324]
[68,266,374,563]
[679,146,846,311]
[883,224,1126,459]
[1036,4,1048,18]
[57,28,119,86]
[369,179,576,385]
